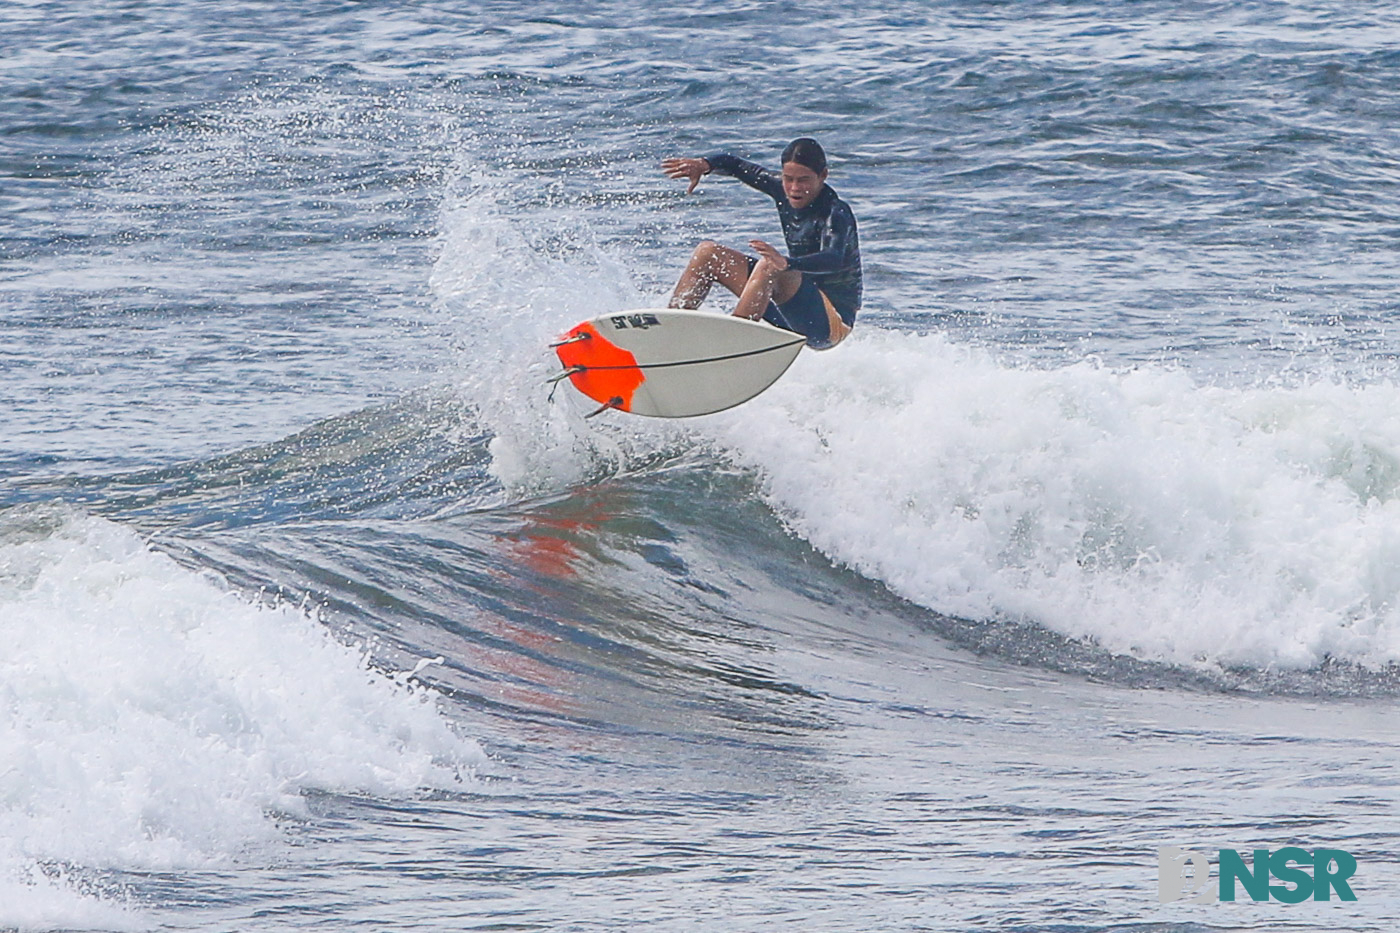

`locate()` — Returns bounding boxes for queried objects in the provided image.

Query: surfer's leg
[733,255,801,322]
[668,240,751,309]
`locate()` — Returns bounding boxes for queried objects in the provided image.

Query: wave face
[0,505,483,926]
[7,0,1400,930]
[434,169,1400,676]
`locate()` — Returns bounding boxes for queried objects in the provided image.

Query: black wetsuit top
[704,152,863,322]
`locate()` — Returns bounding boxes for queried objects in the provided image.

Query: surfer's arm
[703,152,786,200]
[785,247,843,274]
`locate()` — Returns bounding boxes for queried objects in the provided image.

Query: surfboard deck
[551,308,805,418]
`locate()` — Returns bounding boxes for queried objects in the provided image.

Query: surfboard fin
[547,366,585,384]
[548,332,591,348]
[584,397,624,419]
[546,366,586,403]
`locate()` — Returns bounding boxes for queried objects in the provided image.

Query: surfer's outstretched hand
[662,157,710,195]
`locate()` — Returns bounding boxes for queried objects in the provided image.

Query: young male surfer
[661,138,861,349]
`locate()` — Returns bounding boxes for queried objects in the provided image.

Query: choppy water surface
[4,1,1400,929]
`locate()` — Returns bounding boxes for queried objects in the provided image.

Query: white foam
[708,329,1400,670]
[0,506,483,928]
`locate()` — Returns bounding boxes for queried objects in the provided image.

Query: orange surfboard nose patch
[554,322,644,412]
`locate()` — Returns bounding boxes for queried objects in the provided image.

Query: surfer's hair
[781,137,827,175]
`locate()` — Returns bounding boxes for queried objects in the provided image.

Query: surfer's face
[781,162,826,209]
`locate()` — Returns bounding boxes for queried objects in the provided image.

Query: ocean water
[4,1,1400,929]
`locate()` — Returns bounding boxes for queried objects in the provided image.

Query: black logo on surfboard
[611,314,661,330]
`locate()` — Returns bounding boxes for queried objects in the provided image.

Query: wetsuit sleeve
[703,152,784,201]
[786,200,857,274]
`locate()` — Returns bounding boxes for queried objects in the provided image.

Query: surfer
[661,138,862,349]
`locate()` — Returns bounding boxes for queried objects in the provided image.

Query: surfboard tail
[553,321,645,413]
[549,309,806,419]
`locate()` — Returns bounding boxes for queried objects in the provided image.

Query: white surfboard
[551,308,806,418]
